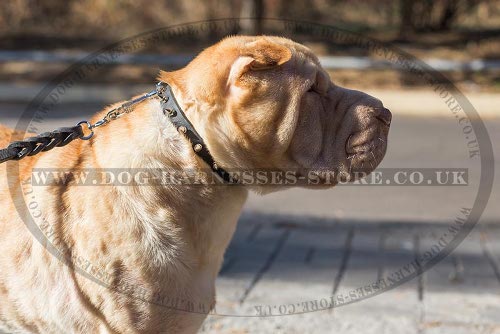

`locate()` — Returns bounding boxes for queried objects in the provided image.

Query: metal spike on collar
[193,144,203,152]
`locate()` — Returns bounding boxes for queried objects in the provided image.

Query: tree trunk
[240,0,264,35]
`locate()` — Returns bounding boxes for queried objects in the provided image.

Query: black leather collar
[156,82,236,184]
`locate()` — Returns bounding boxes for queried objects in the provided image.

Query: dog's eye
[307,86,317,93]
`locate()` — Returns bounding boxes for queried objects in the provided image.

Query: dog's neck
[85,90,248,275]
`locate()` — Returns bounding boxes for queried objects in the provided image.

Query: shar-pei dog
[0,36,391,333]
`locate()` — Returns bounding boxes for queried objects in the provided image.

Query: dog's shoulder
[0,124,33,147]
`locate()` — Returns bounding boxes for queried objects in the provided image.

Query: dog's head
[160,36,391,188]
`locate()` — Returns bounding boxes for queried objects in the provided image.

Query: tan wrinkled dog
[0,36,391,333]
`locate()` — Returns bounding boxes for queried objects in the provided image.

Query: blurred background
[1,0,500,90]
[1,1,500,333]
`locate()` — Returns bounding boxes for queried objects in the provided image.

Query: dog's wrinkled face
[161,36,391,187]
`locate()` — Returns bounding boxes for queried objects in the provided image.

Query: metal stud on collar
[166,109,176,117]
[193,144,203,152]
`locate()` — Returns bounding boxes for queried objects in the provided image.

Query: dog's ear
[241,39,292,70]
[228,39,292,84]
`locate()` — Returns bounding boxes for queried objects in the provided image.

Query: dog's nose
[375,107,392,126]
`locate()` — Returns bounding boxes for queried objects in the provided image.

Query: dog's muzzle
[345,106,391,170]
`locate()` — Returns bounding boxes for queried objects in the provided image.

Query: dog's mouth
[343,107,391,177]
[346,136,387,172]
[291,109,390,187]
[294,133,388,188]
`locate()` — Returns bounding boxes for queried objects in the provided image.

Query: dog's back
[0,124,33,148]
[0,124,14,147]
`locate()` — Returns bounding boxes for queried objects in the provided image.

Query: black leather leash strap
[0,126,84,164]
[156,82,237,184]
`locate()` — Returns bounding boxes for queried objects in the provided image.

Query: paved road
[200,218,500,334]
[0,92,499,333]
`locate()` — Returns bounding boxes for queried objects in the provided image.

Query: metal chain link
[80,89,158,140]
